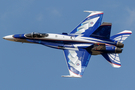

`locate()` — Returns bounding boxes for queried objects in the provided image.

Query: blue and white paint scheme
[3,11,132,78]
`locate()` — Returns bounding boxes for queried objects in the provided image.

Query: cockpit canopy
[25,32,48,38]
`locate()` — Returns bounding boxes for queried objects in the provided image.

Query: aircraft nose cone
[3,35,15,41]
[3,36,6,39]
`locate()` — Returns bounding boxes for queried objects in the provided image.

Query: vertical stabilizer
[90,22,112,39]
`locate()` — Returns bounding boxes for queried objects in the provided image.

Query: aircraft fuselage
[3,32,123,55]
[3,11,132,77]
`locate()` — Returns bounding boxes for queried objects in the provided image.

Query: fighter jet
[3,11,132,78]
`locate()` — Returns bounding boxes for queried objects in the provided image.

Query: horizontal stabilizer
[110,30,132,43]
[102,53,121,68]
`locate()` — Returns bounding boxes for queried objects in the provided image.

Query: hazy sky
[1,0,135,90]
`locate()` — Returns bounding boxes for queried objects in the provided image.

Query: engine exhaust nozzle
[116,42,124,48]
[115,47,123,53]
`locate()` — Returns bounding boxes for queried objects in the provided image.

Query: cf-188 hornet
[3,11,132,78]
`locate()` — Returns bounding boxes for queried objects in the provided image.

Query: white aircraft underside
[3,11,132,78]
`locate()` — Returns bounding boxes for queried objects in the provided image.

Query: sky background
[1,0,135,90]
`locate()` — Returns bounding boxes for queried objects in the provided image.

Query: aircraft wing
[69,11,103,37]
[62,49,91,78]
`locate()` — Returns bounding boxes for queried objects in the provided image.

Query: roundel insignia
[90,22,94,24]
[76,63,80,66]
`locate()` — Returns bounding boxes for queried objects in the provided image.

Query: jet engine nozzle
[115,47,123,53]
[116,42,124,48]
